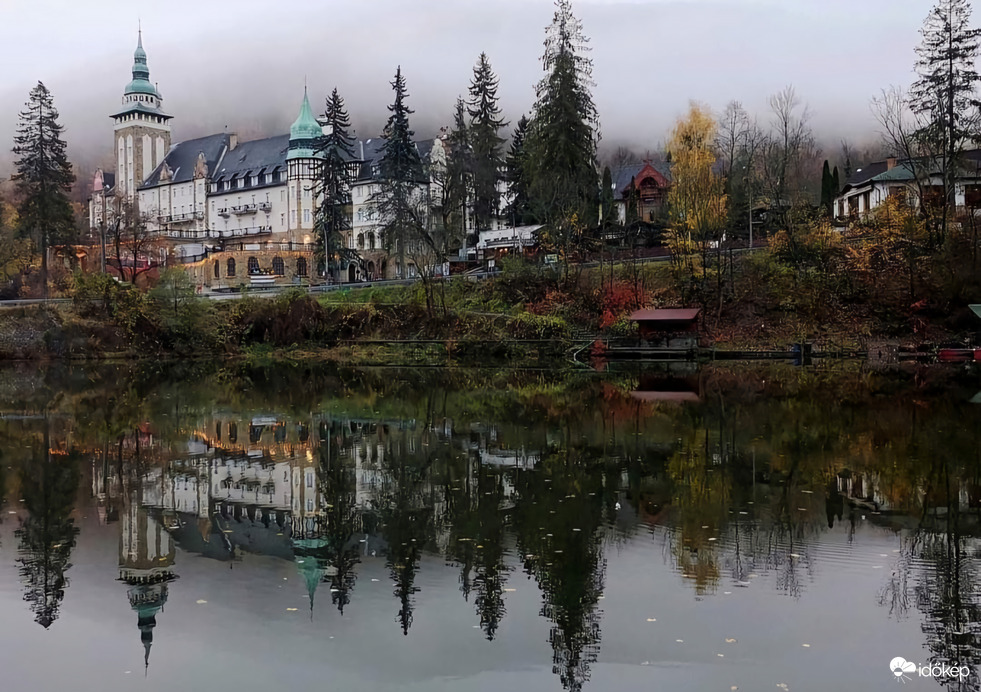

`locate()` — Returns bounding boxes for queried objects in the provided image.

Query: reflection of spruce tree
[15,431,81,629]
[913,464,981,691]
[317,427,361,614]
[512,448,607,692]
[446,455,512,640]
[381,446,434,636]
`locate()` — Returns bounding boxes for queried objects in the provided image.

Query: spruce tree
[314,88,356,283]
[12,82,76,299]
[504,115,533,226]
[524,0,600,260]
[831,166,840,204]
[372,67,424,278]
[445,97,472,247]
[467,53,507,233]
[911,0,981,240]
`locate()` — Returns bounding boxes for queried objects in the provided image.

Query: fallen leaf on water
[196,600,207,604]
[646,618,657,622]
[371,578,380,582]
[802,644,811,648]
[504,588,516,592]
[725,638,736,643]
[723,591,732,595]
[717,653,725,658]
[708,537,717,542]
[676,639,684,643]
[287,608,298,612]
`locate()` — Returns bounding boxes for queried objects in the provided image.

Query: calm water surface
[0,362,979,691]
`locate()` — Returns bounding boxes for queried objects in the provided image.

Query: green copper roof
[288,88,324,158]
[125,30,160,98]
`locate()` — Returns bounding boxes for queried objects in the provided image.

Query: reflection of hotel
[118,478,177,671]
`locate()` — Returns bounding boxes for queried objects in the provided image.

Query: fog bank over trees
[0,0,922,180]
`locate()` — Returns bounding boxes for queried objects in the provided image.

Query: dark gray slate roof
[611,161,672,200]
[213,134,289,183]
[353,137,433,183]
[140,133,231,189]
[844,161,888,189]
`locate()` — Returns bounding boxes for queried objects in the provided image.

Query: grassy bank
[3,226,981,364]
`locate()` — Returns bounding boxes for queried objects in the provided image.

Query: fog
[0,0,929,183]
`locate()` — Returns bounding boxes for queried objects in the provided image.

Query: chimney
[229,133,238,151]
[887,156,897,170]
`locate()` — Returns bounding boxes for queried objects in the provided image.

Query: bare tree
[716,101,750,182]
[106,198,161,286]
[759,86,816,229]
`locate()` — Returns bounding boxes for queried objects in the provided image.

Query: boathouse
[629,308,700,344]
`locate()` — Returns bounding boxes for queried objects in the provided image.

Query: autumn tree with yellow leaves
[666,104,729,310]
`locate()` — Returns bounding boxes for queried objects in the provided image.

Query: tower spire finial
[138,19,142,47]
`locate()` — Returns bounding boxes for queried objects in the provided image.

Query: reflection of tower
[118,485,177,672]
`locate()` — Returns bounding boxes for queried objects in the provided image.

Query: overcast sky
[0,0,936,177]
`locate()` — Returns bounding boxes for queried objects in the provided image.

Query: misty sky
[0,0,936,178]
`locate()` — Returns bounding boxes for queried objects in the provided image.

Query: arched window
[213,260,220,278]
[357,233,365,250]
[367,232,375,250]
[227,258,236,277]
[296,257,308,277]
[248,256,260,274]
[272,257,285,275]
[228,422,238,444]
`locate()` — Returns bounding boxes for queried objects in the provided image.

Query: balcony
[158,211,204,224]
[164,229,210,240]
[231,204,258,215]
[209,225,273,240]
[258,201,272,212]
[218,208,231,218]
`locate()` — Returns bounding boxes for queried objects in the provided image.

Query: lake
[0,360,978,691]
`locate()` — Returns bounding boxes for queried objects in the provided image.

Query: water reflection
[1,362,981,689]
[16,426,80,629]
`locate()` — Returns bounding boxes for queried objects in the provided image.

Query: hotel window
[272,257,285,275]
[296,258,308,277]
[305,471,314,488]
[281,213,285,227]
[303,209,310,223]
[248,257,260,274]
[306,499,314,512]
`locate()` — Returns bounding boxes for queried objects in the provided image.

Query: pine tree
[911,0,981,241]
[504,115,533,226]
[832,166,840,206]
[11,82,76,299]
[467,53,507,233]
[371,67,424,279]
[524,0,600,258]
[445,97,472,248]
[314,88,356,282]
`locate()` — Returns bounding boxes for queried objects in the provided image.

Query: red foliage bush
[598,281,646,329]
